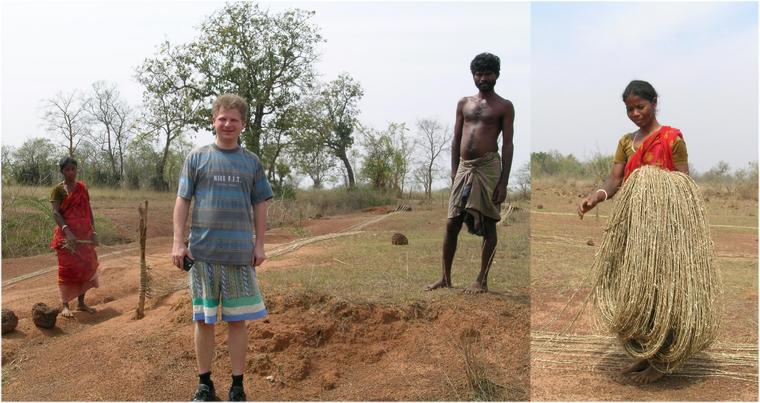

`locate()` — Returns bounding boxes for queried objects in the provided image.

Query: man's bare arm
[491,101,514,205]
[252,200,269,267]
[451,98,465,181]
[171,196,192,268]
[498,101,515,187]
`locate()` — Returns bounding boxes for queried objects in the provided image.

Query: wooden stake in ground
[134,200,148,320]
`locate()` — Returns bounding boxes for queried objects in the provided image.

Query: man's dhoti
[448,152,502,236]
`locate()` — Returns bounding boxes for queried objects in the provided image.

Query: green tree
[317,73,364,189]
[136,41,199,191]
[12,138,59,185]
[289,99,337,189]
[585,151,614,183]
[2,145,16,185]
[186,2,322,154]
[531,150,583,177]
[359,123,408,193]
[123,132,160,189]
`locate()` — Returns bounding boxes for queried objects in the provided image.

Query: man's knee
[446,216,464,234]
[227,320,246,329]
[195,320,215,330]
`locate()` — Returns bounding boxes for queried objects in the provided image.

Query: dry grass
[261,200,529,305]
[1,185,126,258]
[457,328,510,400]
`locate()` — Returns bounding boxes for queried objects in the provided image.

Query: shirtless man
[426,52,515,294]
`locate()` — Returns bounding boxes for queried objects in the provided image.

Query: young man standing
[172,94,273,401]
[426,52,515,294]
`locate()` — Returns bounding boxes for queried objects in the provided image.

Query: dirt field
[530,179,758,401]
[1,199,530,400]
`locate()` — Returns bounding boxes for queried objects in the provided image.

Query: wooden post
[135,200,148,319]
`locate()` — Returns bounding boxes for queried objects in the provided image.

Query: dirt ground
[530,179,758,401]
[2,201,529,401]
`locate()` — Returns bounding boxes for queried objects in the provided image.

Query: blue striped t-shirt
[178,144,273,265]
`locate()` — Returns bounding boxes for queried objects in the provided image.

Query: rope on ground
[531,331,757,382]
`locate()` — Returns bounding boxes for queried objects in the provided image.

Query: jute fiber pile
[591,165,722,373]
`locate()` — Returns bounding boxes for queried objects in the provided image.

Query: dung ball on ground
[32,303,60,329]
[391,233,408,245]
[2,308,18,334]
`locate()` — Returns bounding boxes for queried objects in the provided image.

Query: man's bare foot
[61,306,74,318]
[424,279,451,291]
[621,359,649,375]
[76,303,96,314]
[463,282,488,294]
[629,365,665,384]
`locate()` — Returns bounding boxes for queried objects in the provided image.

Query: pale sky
[532,2,758,174]
[1,1,531,186]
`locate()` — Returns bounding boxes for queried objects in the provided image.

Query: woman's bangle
[596,189,608,201]
[61,224,69,231]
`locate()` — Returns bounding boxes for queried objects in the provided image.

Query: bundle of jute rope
[591,165,722,373]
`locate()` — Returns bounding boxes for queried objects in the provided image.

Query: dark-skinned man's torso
[458,94,512,159]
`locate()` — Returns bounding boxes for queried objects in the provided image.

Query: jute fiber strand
[591,165,722,373]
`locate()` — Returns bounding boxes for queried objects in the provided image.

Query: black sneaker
[228,385,246,401]
[192,384,217,401]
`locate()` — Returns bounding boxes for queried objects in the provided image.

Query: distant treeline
[531,150,759,185]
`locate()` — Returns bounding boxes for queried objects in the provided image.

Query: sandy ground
[2,202,529,401]
[530,180,758,401]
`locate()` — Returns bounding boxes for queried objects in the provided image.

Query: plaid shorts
[189,261,267,324]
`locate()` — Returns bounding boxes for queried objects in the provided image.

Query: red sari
[50,181,99,302]
[623,126,683,181]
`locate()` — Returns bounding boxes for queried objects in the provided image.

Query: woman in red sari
[577,80,689,384]
[50,157,99,318]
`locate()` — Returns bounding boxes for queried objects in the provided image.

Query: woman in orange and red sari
[577,80,688,383]
[50,157,99,318]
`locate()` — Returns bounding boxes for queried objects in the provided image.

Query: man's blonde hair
[212,94,249,121]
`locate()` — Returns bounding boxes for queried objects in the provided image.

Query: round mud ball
[586,239,595,246]
[31,303,60,329]
[391,233,408,246]
[537,204,544,209]
[2,308,18,334]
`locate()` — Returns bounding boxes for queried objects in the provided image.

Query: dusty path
[1,208,394,285]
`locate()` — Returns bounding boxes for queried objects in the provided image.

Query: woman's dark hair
[58,156,78,172]
[470,52,500,76]
[622,80,658,104]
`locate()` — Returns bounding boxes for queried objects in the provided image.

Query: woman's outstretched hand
[577,194,600,219]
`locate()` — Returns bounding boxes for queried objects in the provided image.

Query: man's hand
[171,241,193,270]
[492,183,507,204]
[252,243,266,267]
[577,194,600,219]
